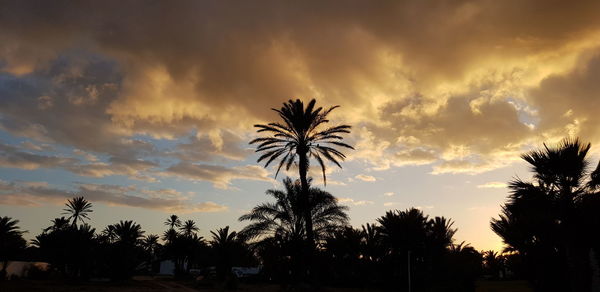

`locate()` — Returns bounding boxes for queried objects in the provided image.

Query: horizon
[2,1,600,253]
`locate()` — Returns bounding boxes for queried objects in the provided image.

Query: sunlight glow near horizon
[2,1,600,253]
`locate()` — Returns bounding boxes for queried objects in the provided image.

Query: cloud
[162,163,272,189]
[355,174,376,182]
[20,141,54,152]
[0,180,227,213]
[65,156,159,181]
[1,0,600,177]
[169,130,252,162]
[477,181,508,189]
[383,201,400,207]
[72,149,98,162]
[0,143,77,170]
[383,192,395,197]
[338,197,374,206]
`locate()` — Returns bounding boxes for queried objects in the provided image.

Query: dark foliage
[491,138,600,292]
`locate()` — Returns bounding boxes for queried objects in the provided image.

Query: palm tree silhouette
[62,196,93,226]
[210,226,239,281]
[164,214,182,230]
[250,99,353,247]
[238,177,349,242]
[210,226,237,248]
[490,138,600,291]
[142,234,160,253]
[428,216,457,250]
[180,220,199,237]
[142,234,160,273]
[162,228,179,244]
[110,220,144,245]
[0,216,27,278]
[44,217,70,232]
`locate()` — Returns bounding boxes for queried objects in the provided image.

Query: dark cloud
[162,162,272,189]
[1,0,600,177]
[0,142,77,169]
[0,180,227,213]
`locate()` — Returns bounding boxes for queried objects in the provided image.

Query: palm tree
[44,217,71,232]
[164,214,182,230]
[362,223,382,262]
[63,196,93,226]
[142,234,160,254]
[110,220,144,245]
[250,99,353,246]
[101,224,117,243]
[211,226,238,248]
[142,234,161,273]
[377,208,430,254]
[428,216,457,250]
[210,226,239,281]
[0,217,26,278]
[180,220,199,237]
[162,228,179,244]
[483,250,505,279]
[490,138,600,291]
[238,177,349,243]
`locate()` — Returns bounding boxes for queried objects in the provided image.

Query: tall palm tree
[0,217,26,278]
[62,196,93,226]
[164,214,182,230]
[250,99,353,245]
[238,177,349,243]
[180,220,199,237]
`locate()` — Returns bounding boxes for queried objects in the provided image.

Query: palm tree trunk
[298,149,314,282]
[298,150,314,247]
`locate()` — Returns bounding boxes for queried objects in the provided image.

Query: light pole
[407,250,411,292]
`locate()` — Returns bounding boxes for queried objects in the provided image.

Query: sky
[1,0,600,252]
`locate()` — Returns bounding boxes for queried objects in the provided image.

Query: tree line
[0,190,485,291]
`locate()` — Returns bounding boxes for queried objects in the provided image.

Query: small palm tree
[142,234,161,273]
[362,223,382,262]
[101,224,117,243]
[0,217,27,277]
[164,214,182,230]
[63,196,93,226]
[238,177,349,243]
[180,220,199,237]
[44,217,71,232]
[250,99,353,245]
[111,220,144,245]
[428,216,457,250]
[210,226,239,281]
[211,226,237,248]
[162,228,179,244]
[142,234,160,253]
[377,208,430,253]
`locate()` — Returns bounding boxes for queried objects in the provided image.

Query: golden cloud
[1,0,600,177]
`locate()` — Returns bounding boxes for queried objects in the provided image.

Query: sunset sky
[1,1,600,251]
